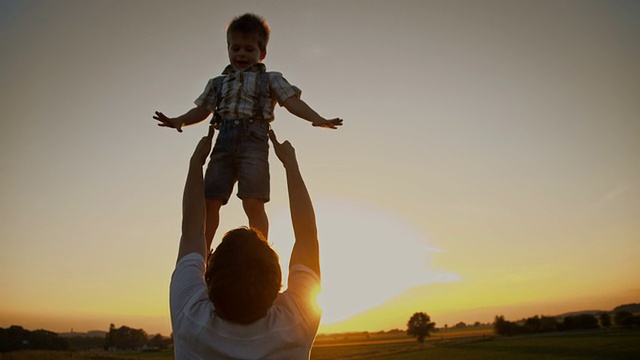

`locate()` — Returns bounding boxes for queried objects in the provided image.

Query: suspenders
[209,76,224,129]
[208,71,270,130]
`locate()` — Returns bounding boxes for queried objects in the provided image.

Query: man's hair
[226,13,270,53]
[205,227,282,324]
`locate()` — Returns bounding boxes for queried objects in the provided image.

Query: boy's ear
[260,49,267,61]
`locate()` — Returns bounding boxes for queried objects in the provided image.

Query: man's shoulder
[282,265,321,300]
[175,252,205,268]
[170,252,209,322]
[273,265,322,333]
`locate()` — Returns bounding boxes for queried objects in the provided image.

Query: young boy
[154,13,342,250]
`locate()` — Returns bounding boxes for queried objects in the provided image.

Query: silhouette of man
[169,127,321,359]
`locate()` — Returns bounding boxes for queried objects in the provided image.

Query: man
[169,127,321,359]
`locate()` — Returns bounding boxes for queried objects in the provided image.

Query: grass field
[374,330,640,360]
[1,329,638,360]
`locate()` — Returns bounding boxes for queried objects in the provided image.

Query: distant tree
[539,316,560,333]
[30,330,69,351]
[105,324,148,350]
[407,312,436,343]
[0,326,69,352]
[494,315,506,335]
[0,326,27,352]
[613,311,640,328]
[454,322,467,328]
[104,324,116,350]
[148,334,165,349]
[612,303,640,314]
[614,311,633,328]
[599,313,612,329]
[524,316,542,333]
[561,314,599,331]
[493,315,523,336]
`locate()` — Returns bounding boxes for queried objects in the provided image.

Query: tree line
[494,310,640,336]
[0,326,69,352]
[406,305,640,343]
[104,323,169,351]
[0,324,170,353]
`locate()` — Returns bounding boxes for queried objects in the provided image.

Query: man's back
[170,253,321,360]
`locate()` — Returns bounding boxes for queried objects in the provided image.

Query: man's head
[205,227,282,324]
[226,13,270,70]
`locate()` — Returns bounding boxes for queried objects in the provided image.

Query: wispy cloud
[593,184,630,209]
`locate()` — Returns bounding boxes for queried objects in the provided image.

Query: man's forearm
[286,161,320,274]
[287,167,316,232]
[182,163,205,234]
[177,161,207,260]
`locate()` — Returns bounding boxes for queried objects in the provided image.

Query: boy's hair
[205,227,282,324]
[227,13,270,53]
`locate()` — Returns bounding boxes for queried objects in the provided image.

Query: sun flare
[269,198,460,326]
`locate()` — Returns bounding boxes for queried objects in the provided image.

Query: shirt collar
[222,63,266,75]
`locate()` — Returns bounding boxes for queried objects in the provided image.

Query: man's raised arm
[269,131,320,277]
[176,127,214,262]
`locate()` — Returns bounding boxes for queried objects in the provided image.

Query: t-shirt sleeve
[268,72,302,105]
[194,77,223,111]
[283,265,321,327]
[169,253,210,318]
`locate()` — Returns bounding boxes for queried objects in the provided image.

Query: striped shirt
[195,63,301,122]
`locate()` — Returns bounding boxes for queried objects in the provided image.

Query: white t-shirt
[170,252,321,360]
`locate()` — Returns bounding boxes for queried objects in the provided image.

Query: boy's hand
[154,111,183,133]
[190,126,215,166]
[312,117,343,129]
[269,130,297,167]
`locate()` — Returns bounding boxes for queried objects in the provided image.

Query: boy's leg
[242,198,269,240]
[237,120,270,238]
[205,199,224,251]
[204,124,235,251]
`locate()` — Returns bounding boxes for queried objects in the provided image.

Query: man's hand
[312,117,343,129]
[191,126,215,167]
[154,111,184,133]
[269,130,297,167]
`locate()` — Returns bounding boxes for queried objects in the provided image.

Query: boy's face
[227,32,265,71]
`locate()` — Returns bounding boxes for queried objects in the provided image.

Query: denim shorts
[204,118,270,204]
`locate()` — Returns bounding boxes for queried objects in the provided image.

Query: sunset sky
[1,0,639,336]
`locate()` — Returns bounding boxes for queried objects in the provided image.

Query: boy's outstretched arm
[269,130,320,277]
[282,97,343,129]
[154,106,211,133]
[176,127,214,262]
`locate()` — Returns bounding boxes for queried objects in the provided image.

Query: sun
[268,197,460,326]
